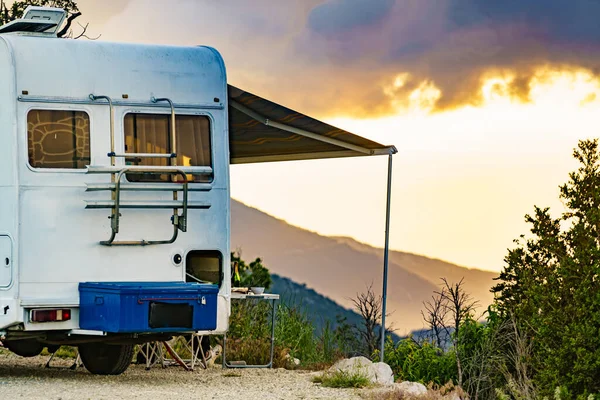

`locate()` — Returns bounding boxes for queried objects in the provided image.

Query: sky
[24,0,600,272]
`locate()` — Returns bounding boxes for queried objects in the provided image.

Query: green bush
[231,252,272,289]
[381,336,457,385]
[225,299,345,368]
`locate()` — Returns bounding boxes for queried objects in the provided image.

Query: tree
[351,284,383,356]
[422,289,450,349]
[422,278,478,387]
[493,139,600,396]
[350,284,396,357]
[230,251,272,290]
[439,278,479,387]
[0,0,86,38]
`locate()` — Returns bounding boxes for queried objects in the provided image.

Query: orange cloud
[74,0,600,119]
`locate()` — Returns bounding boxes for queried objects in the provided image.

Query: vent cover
[0,6,66,35]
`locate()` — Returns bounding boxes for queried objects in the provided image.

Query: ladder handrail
[89,94,115,168]
[100,167,189,247]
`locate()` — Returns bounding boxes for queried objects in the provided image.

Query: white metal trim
[20,298,79,307]
[18,95,224,110]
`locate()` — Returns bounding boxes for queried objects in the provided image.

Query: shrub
[381,337,457,385]
[225,299,345,368]
[313,369,371,389]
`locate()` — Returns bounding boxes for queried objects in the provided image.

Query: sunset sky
[40,0,600,272]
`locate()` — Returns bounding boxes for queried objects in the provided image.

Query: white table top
[231,292,280,300]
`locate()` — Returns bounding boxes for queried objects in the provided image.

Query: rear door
[0,236,12,288]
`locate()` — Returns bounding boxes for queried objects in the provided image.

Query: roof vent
[0,6,66,36]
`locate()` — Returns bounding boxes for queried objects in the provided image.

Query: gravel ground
[0,351,367,400]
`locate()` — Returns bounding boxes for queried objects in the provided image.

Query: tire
[79,343,134,375]
[4,339,44,357]
[46,344,61,354]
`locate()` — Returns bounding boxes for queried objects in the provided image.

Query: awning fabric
[228,85,396,164]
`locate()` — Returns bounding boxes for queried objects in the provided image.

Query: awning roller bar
[230,100,376,156]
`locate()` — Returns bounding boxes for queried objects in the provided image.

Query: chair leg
[44,352,56,368]
[69,354,81,370]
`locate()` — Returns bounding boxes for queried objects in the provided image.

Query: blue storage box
[79,282,219,333]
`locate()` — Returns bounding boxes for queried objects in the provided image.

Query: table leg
[268,298,277,369]
[222,332,227,368]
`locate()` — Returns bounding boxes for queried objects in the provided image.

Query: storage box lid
[79,281,219,295]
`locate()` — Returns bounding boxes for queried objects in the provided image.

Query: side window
[27,110,91,169]
[123,113,212,182]
[186,251,222,287]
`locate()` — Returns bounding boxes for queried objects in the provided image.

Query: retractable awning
[228,84,396,362]
[228,85,397,164]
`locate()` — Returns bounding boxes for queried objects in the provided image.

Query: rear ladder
[85,95,212,246]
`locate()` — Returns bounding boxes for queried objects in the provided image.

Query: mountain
[231,199,498,334]
[271,274,402,342]
[271,274,365,331]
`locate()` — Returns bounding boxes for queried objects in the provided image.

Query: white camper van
[0,7,396,375]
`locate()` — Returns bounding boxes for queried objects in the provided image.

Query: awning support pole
[380,153,393,362]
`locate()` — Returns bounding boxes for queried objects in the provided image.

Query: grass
[312,369,372,389]
[360,381,464,400]
[40,346,78,359]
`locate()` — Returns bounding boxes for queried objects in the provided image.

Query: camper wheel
[3,339,45,357]
[78,343,135,375]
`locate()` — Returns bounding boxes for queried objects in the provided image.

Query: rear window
[27,110,91,169]
[186,251,223,287]
[124,113,212,182]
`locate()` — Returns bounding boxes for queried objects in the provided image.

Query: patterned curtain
[28,110,91,169]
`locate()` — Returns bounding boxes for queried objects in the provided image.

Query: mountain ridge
[231,199,497,334]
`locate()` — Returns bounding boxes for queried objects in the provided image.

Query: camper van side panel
[0,37,19,330]
[3,36,230,333]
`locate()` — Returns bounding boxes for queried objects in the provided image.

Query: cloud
[83,0,600,118]
[68,0,133,25]
[307,0,395,36]
[297,0,600,115]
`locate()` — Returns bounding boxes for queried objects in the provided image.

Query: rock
[284,353,301,367]
[330,356,372,371]
[395,381,428,397]
[330,356,377,382]
[371,362,394,385]
[329,357,395,386]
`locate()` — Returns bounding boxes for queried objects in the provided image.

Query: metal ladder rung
[86,183,212,192]
[108,152,176,159]
[87,165,213,175]
[85,200,211,209]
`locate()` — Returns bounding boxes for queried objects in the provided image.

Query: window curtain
[124,114,211,182]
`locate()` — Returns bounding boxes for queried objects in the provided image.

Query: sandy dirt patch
[0,350,366,400]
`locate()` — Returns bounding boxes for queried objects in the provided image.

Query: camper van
[0,7,396,375]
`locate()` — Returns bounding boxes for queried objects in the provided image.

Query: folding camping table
[222,292,279,369]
